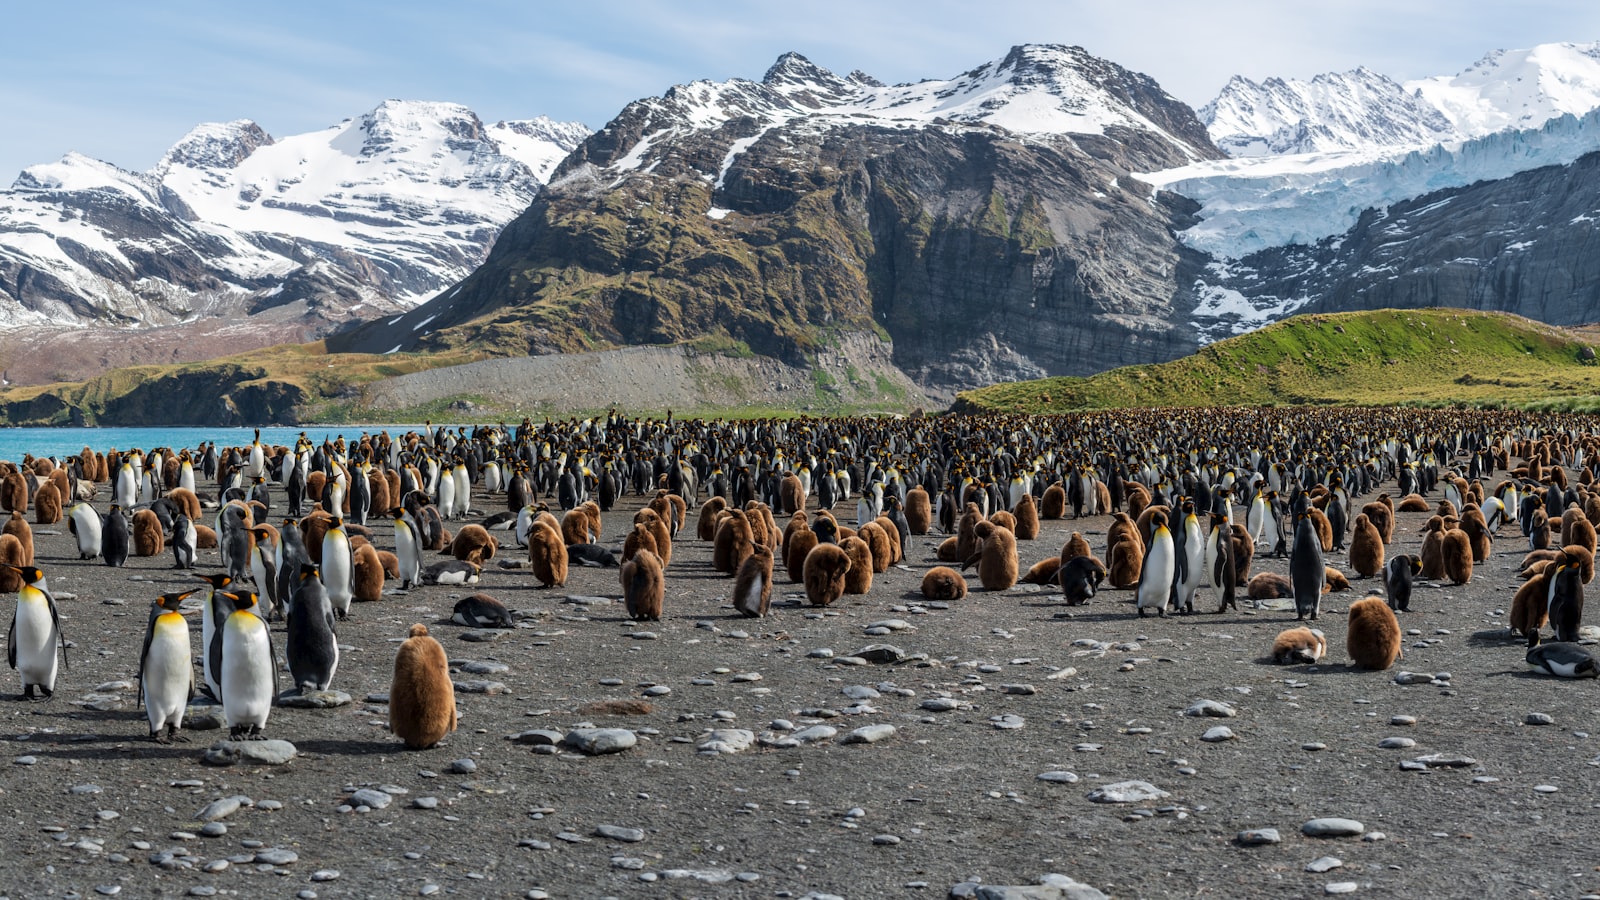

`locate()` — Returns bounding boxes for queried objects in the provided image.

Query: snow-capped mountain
[334,46,1222,396]
[0,101,588,374]
[1201,67,1454,157]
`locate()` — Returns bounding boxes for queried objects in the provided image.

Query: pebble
[199,823,227,837]
[413,797,440,809]
[347,788,393,810]
[872,834,902,845]
[95,886,120,896]
[1086,781,1170,804]
[311,870,340,882]
[459,629,509,643]
[14,755,37,766]
[991,714,1025,730]
[1237,828,1281,846]
[445,758,477,774]
[642,685,671,697]
[202,739,297,767]
[276,689,352,709]
[562,728,637,755]
[1306,856,1343,873]
[452,680,508,694]
[254,848,298,865]
[792,726,838,744]
[197,796,248,822]
[1302,818,1364,837]
[841,724,896,744]
[631,631,658,641]
[841,685,880,700]
[1390,715,1417,726]
[189,888,217,897]
[1534,784,1560,793]
[698,729,756,755]
[1200,726,1236,742]
[1302,742,1327,751]
[70,784,102,794]
[1525,713,1555,726]
[595,824,645,842]
[1037,771,1080,783]
[920,698,964,712]
[808,648,835,659]
[1409,753,1477,768]
[1000,683,1037,695]
[731,672,762,683]
[1324,883,1359,895]
[1378,737,1416,749]
[1184,699,1237,718]
[461,661,509,675]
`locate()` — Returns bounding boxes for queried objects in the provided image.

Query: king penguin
[67,501,102,560]
[285,565,339,694]
[321,518,355,619]
[1290,509,1326,621]
[1136,513,1176,618]
[209,589,275,740]
[138,590,198,742]
[103,505,130,568]
[6,564,66,701]
[171,513,197,570]
[195,573,233,700]
[393,508,422,590]
[1526,642,1599,678]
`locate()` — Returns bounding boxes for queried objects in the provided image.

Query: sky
[3,0,1598,180]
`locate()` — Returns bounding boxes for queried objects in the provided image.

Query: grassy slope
[956,309,1600,413]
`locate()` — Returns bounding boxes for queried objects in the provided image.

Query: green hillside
[954,309,1600,413]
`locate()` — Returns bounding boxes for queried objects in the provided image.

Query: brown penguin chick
[1562,505,1596,551]
[1061,532,1092,563]
[389,624,458,750]
[841,536,874,594]
[305,471,327,507]
[1528,507,1551,551]
[1271,626,1328,664]
[1396,493,1431,512]
[368,472,392,518]
[780,509,808,549]
[0,471,25,513]
[194,523,218,549]
[1020,556,1064,585]
[580,501,604,543]
[1434,499,1458,519]
[31,482,61,525]
[1510,571,1551,644]
[872,515,903,563]
[936,535,962,562]
[802,542,852,607]
[1346,596,1403,670]
[1520,548,1562,577]
[1107,530,1144,589]
[2,509,33,564]
[712,509,753,575]
[1011,493,1040,541]
[623,521,660,565]
[47,468,70,506]
[697,497,729,541]
[989,509,1018,534]
[639,507,674,566]
[1109,511,1144,556]
[1095,481,1112,514]
[1230,524,1256,585]
[561,509,592,546]
[450,524,498,565]
[1040,483,1067,520]
[527,520,568,588]
[967,520,1019,591]
[904,487,932,534]
[956,502,985,560]
[785,523,818,583]
[0,534,24,592]
[620,547,665,622]
[1348,513,1385,578]
[732,544,774,617]
[778,474,804,515]
[921,565,968,601]
[377,549,401,580]
[1459,506,1492,562]
[858,521,893,573]
[1247,571,1293,601]
[1307,506,1334,552]
[301,511,334,564]
[1323,566,1351,593]
[752,502,780,551]
[1361,500,1394,544]
[1419,516,1448,579]
[352,542,385,602]
[1440,527,1473,584]
[1561,543,1596,584]
[167,487,202,521]
[136,508,170,555]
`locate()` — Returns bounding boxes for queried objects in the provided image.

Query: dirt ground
[1,476,1597,900]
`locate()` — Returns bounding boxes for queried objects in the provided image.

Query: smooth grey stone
[1086,781,1170,803]
[1302,818,1364,837]
[254,848,298,865]
[1201,726,1236,742]
[833,656,869,666]
[612,856,646,869]
[1001,683,1037,695]
[595,824,645,842]
[920,698,964,712]
[1393,671,1434,685]
[1390,715,1417,726]
[698,729,756,755]
[445,758,477,774]
[202,740,297,767]
[866,619,913,632]
[14,755,37,766]
[198,823,227,837]
[452,680,508,694]
[769,719,795,732]
[852,644,906,664]
[1534,784,1560,793]
[276,690,352,709]
[364,693,390,704]
[1037,771,1080,783]
[965,873,1110,900]
[1184,699,1237,718]
[792,725,838,743]
[992,714,1026,730]
[631,631,659,641]
[462,661,509,675]
[1410,753,1478,768]
[70,784,102,794]
[1237,828,1281,846]
[872,834,902,845]
[1324,884,1358,895]
[510,729,564,745]
[1306,857,1343,873]
[95,886,121,896]
[730,671,762,682]
[1378,737,1416,749]
[562,728,637,755]
[808,648,835,659]
[842,685,880,700]
[413,796,440,809]
[347,789,392,810]
[1302,742,1327,751]
[1526,712,1555,726]
[311,870,340,882]
[840,724,896,744]
[642,685,671,697]
[197,796,249,822]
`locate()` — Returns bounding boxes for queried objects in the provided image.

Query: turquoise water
[0,425,418,462]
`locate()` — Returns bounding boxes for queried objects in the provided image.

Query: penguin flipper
[6,607,15,670]
[207,623,225,699]
[46,593,66,671]
[136,605,160,698]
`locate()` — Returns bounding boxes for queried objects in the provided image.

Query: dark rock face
[1202,152,1600,326]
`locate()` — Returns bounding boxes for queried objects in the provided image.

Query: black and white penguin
[171,513,197,570]
[1383,554,1421,612]
[452,593,514,628]
[1290,510,1325,621]
[208,590,276,740]
[1058,555,1107,606]
[1526,642,1599,678]
[103,505,130,568]
[67,501,102,560]
[285,566,339,694]
[1136,517,1176,618]
[138,590,197,742]
[423,560,481,585]
[566,544,620,568]
[320,518,355,620]
[6,564,66,701]
[1548,560,1585,644]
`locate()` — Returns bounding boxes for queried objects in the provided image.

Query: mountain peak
[159,120,274,171]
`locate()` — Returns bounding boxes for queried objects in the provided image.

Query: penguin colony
[5,407,1599,768]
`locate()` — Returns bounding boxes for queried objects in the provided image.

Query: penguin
[1136,514,1176,618]
[1346,595,1402,670]
[732,543,774,618]
[621,547,665,622]
[449,524,498,566]
[1383,555,1422,612]
[841,535,874,594]
[1290,510,1325,621]
[1040,483,1066,520]
[1171,502,1204,614]
[423,560,482,585]
[964,521,1018,591]
[195,573,234,700]
[527,520,568,588]
[1271,626,1327,664]
[5,564,66,701]
[1526,642,1599,678]
[132,508,164,557]
[921,566,968,601]
[1348,513,1384,578]
[567,544,620,568]
[32,481,61,525]
[802,542,851,607]
[1206,512,1238,613]
[1440,526,1473,585]
[102,505,130,567]
[1548,559,1585,644]
[285,566,339,694]
[392,508,422,590]
[208,589,276,740]
[390,624,458,750]
[905,487,932,534]
[171,513,198,570]
[1012,493,1039,541]
[1059,555,1107,606]
[321,518,355,619]
[67,501,102,560]
[1020,556,1064,586]
[452,593,513,628]
[351,542,384,603]
[138,590,198,742]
